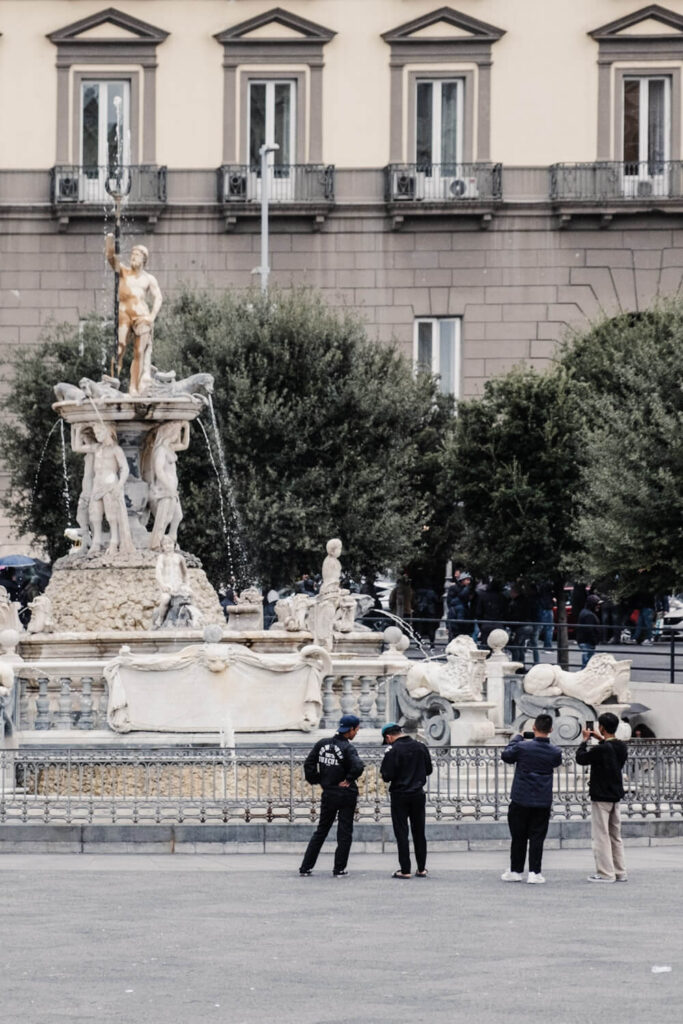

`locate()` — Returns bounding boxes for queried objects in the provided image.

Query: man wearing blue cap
[381,723,433,878]
[299,714,365,877]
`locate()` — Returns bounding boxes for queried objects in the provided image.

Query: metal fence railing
[50,164,167,205]
[217,164,335,204]
[384,162,502,203]
[392,616,682,684]
[1,741,680,827]
[550,161,683,202]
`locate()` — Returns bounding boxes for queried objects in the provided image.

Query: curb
[1,817,682,853]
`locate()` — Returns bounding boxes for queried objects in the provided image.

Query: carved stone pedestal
[449,702,498,745]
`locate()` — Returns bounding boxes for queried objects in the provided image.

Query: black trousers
[507,801,551,874]
[390,791,427,874]
[300,787,357,874]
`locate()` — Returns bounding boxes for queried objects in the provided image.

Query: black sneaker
[299,870,312,877]
[333,870,349,877]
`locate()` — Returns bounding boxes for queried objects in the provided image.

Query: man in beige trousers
[575,712,628,883]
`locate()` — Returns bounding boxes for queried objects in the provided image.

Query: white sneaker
[501,870,524,882]
[527,872,545,884]
[587,874,615,883]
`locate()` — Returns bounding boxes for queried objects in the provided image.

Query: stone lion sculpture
[523,653,632,707]
[406,635,487,703]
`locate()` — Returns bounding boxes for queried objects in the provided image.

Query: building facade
[1,0,683,547]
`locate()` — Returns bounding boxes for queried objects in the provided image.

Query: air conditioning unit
[448,177,479,199]
[225,172,248,201]
[636,179,654,197]
[390,170,425,201]
[58,176,79,201]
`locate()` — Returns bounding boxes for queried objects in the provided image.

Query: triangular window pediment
[590,5,683,41]
[47,7,169,46]
[382,6,504,45]
[240,23,308,41]
[215,7,335,45]
[409,21,474,40]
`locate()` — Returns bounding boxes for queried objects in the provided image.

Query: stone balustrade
[10,658,408,737]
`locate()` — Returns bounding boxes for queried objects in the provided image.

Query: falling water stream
[196,416,252,587]
[58,420,73,525]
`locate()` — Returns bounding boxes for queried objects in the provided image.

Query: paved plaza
[1,847,681,1024]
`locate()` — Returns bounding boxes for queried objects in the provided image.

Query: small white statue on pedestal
[152,537,203,630]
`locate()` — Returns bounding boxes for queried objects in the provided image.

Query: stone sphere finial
[0,629,20,655]
[203,624,223,644]
[487,628,509,659]
[383,626,403,646]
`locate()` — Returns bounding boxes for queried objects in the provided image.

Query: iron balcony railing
[218,164,335,204]
[50,165,168,206]
[385,162,503,203]
[550,161,683,202]
[0,741,680,826]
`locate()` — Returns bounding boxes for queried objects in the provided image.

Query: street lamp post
[258,142,279,293]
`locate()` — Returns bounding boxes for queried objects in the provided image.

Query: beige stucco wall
[2,0,683,169]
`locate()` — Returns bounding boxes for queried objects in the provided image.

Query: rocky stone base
[44,553,224,632]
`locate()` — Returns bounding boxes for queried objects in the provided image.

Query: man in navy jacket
[500,714,562,884]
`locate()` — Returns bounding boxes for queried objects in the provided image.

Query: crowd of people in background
[216,565,672,668]
[392,568,673,668]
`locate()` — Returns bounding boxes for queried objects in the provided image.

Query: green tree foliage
[1,292,457,589]
[450,366,584,587]
[155,288,455,586]
[561,306,683,597]
[0,319,111,560]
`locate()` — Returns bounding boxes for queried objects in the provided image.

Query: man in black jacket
[500,714,562,884]
[299,714,365,877]
[575,711,628,883]
[380,723,433,878]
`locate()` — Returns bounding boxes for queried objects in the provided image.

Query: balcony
[384,162,502,229]
[217,163,335,229]
[50,165,167,228]
[550,161,683,225]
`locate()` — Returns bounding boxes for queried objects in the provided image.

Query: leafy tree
[1,291,458,590]
[0,319,111,560]
[561,305,683,598]
[155,288,456,587]
[450,366,586,664]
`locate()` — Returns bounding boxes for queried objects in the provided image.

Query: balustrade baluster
[320,675,337,729]
[34,677,51,730]
[56,677,73,729]
[78,677,95,730]
[358,675,374,728]
[97,679,109,729]
[17,677,29,730]
[374,674,387,726]
[340,675,354,717]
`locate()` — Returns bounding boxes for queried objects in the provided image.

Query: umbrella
[0,554,35,568]
[626,702,650,714]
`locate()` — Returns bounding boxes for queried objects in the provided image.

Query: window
[416,80,462,168]
[623,76,671,193]
[48,8,168,167]
[80,79,131,201]
[248,80,297,200]
[590,8,683,172]
[414,318,461,396]
[382,8,505,164]
[215,9,335,166]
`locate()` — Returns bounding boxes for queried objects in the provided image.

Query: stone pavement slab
[0,848,681,1024]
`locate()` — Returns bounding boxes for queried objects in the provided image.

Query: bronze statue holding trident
[105,234,162,396]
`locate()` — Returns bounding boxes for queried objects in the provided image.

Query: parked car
[655,595,683,640]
